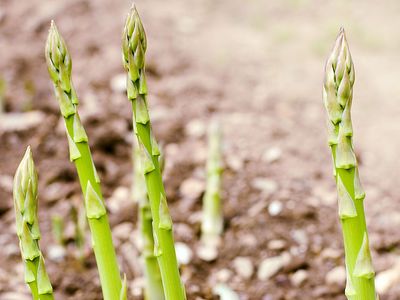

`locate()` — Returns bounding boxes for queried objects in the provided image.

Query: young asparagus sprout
[199,120,223,261]
[45,22,123,300]
[13,147,54,300]
[122,6,186,300]
[323,28,376,300]
[71,202,88,260]
[133,138,164,300]
[51,214,65,245]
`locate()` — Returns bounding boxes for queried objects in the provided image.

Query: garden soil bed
[1,0,400,299]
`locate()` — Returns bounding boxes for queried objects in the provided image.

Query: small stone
[107,186,130,213]
[110,73,127,93]
[185,119,206,138]
[215,268,233,283]
[3,243,20,258]
[291,229,308,246]
[112,222,133,241]
[175,242,193,265]
[257,253,291,280]
[226,155,244,172]
[0,111,45,132]
[312,186,336,206]
[291,269,308,287]
[248,201,267,217]
[130,277,144,297]
[0,293,31,300]
[0,175,13,192]
[48,245,66,262]
[213,283,240,300]
[129,229,142,251]
[268,200,283,216]
[325,266,346,287]
[252,178,278,196]
[174,223,195,241]
[375,259,400,294]
[268,239,287,251]
[241,234,258,248]
[179,178,205,200]
[320,248,341,260]
[197,244,218,262]
[262,147,282,163]
[233,257,254,279]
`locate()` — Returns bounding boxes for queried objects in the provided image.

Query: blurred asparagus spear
[51,214,65,246]
[133,138,165,300]
[200,120,223,258]
[13,147,54,300]
[323,28,377,300]
[45,22,122,299]
[0,75,5,114]
[122,6,186,299]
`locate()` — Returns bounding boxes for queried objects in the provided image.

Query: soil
[1,0,400,299]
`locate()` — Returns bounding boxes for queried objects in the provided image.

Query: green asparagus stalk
[133,138,164,300]
[0,75,5,115]
[45,22,122,300]
[13,147,54,300]
[71,202,87,260]
[200,120,223,253]
[323,28,377,300]
[51,214,65,245]
[122,6,186,300]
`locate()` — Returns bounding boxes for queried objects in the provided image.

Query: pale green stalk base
[334,158,375,300]
[135,111,185,300]
[134,141,164,300]
[65,115,122,300]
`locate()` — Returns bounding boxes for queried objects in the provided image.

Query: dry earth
[1,0,400,299]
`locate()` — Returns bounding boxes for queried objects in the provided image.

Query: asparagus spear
[133,138,164,300]
[122,6,186,300]
[323,28,377,300]
[13,147,54,300]
[45,22,122,300]
[200,120,223,256]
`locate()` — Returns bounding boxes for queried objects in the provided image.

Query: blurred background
[1,0,400,299]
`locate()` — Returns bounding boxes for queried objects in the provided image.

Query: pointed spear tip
[49,20,58,35]
[22,146,33,165]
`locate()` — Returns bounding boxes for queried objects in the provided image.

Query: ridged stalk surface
[122,6,186,300]
[133,139,165,300]
[323,28,377,300]
[45,22,122,300]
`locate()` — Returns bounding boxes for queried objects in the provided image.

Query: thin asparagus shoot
[51,214,65,246]
[122,6,186,300]
[133,138,164,300]
[200,120,223,259]
[13,147,54,300]
[45,22,122,300]
[323,28,377,300]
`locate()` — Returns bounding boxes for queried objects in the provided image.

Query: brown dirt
[1,0,400,299]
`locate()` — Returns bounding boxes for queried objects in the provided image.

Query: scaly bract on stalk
[45,22,122,300]
[133,138,165,300]
[122,5,186,300]
[13,147,54,300]
[323,28,377,300]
